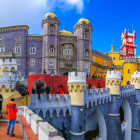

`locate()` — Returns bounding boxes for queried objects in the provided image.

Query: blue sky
[0,0,140,55]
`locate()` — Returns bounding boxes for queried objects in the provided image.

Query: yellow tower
[67,72,86,106]
[106,70,121,95]
[131,70,140,89]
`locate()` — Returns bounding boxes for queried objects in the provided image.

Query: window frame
[93,57,96,62]
[16,58,20,65]
[15,44,21,53]
[104,61,107,66]
[30,45,36,54]
[84,30,89,39]
[30,59,35,66]
[49,24,55,34]
[0,44,5,52]
[128,69,130,74]
[112,56,116,60]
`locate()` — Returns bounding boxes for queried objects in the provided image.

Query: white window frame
[50,48,53,53]
[104,61,107,66]
[128,69,130,74]
[15,44,21,53]
[16,58,20,65]
[49,59,53,65]
[67,47,72,55]
[63,48,66,55]
[93,57,96,62]
[30,59,35,66]
[84,63,88,68]
[0,44,5,52]
[113,56,116,60]
[30,45,36,54]
[85,51,88,56]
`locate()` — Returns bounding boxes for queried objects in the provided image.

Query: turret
[111,44,114,52]
[41,12,60,74]
[131,70,140,89]
[67,71,86,105]
[124,28,127,37]
[106,70,121,95]
[73,18,93,73]
[133,30,136,39]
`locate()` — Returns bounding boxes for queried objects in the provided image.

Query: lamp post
[51,70,55,94]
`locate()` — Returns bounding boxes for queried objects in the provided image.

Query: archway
[34,79,46,94]
[85,108,107,140]
[120,99,132,140]
[63,72,68,76]
[126,81,130,85]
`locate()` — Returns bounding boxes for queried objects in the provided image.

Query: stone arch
[120,99,132,140]
[34,79,46,90]
[44,110,50,122]
[11,67,15,72]
[38,110,43,118]
[85,108,107,140]
[4,67,9,71]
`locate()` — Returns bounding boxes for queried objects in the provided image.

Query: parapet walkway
[0,114,23,140]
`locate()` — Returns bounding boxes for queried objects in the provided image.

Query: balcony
[0,52,13,58]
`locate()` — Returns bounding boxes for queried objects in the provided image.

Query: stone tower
[74,18,93,74]
[42,12,60,74]
[106,70,121,95]
[68,71,86,140]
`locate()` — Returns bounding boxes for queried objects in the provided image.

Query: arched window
[30,45,36,54]
[93,57,96,62]
[67,47,73,55]
[128,69,130,74]
[15,44,21,53]
[84,30,89,39]
[0,44,5,52]
[49,59,53,65]
[49,24,55,34]
[49,45,54,53]
[85,51,88,56]
[84,63,88,68]
[16,58,20,65]
[129,49,132,54]
[63,48,66,55]
[30,59,35,66]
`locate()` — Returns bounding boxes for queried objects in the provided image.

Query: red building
[120,29,136,58]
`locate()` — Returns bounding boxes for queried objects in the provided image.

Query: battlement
[68,71,86,84]
[106,70,121,80]
[131,70,140,78]
[0,58,17,71]
[84,87,111,108]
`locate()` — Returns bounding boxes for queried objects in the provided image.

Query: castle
[0,12,92,77]
[15,70,140,140]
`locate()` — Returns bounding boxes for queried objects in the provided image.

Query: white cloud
[0,0,87,33]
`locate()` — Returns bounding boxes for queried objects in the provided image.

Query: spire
[50,10,51,13]
[83,16,84,19]
[128,29,129,33]
[63,25,65,30]
[125,28,126,31]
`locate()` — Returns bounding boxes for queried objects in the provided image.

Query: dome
[45,12,57,18]
[59,28,74,35]
[78,18,90,24]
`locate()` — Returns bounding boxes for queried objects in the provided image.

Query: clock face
[127,38,133,42]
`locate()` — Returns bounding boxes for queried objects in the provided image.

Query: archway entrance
[63,72,68,76]
[34,79,46,94]
[126,81,130,85]
[120,99,132,140]
[85,108,107,140]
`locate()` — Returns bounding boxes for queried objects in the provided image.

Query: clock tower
[120,29,136,58]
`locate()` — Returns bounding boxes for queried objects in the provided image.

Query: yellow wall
[1,85,21,113]
[122,63,138,86]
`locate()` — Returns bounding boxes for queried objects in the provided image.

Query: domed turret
[78,17,90,24]
[45,12,57,18]
[59,26,74,35]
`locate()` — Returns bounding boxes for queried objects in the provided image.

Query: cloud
[0,0,87,33]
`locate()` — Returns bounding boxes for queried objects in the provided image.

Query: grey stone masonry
[26,109,34,116]
[39,122,58,137]
[31,114,43,123]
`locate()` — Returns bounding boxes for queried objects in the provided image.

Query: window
[30,59,35,66]
[50,48,53,52]
[16,58,20,65]
[49,24,55,34]
[96,67,98,71]
[104,61,107,66]
[0,44,5,52]
[84,30,89,39]
[93,57,96,62]
[113,57,116,60]
[15,44,21,53]
[84,63,88,68]
[128,69,130,74]
[30,45,36,54]
[0,35,4,40]
[15,35,20,41]
[16,71,21,77]
[129,49,132,54]
[85,51,88,56]
[49,59,53,65]
[67,47,72,55]
[63,48,66,55]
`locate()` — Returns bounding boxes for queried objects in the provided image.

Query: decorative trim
[27,35,43,42]
[108,114,120,116]
[69,130,85,136]
[41,18,60,27]
[71,104,84,106]
[74,24,93,32]
[133,103,140,106]
[0,25,29,33]
[132,128,140,131]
